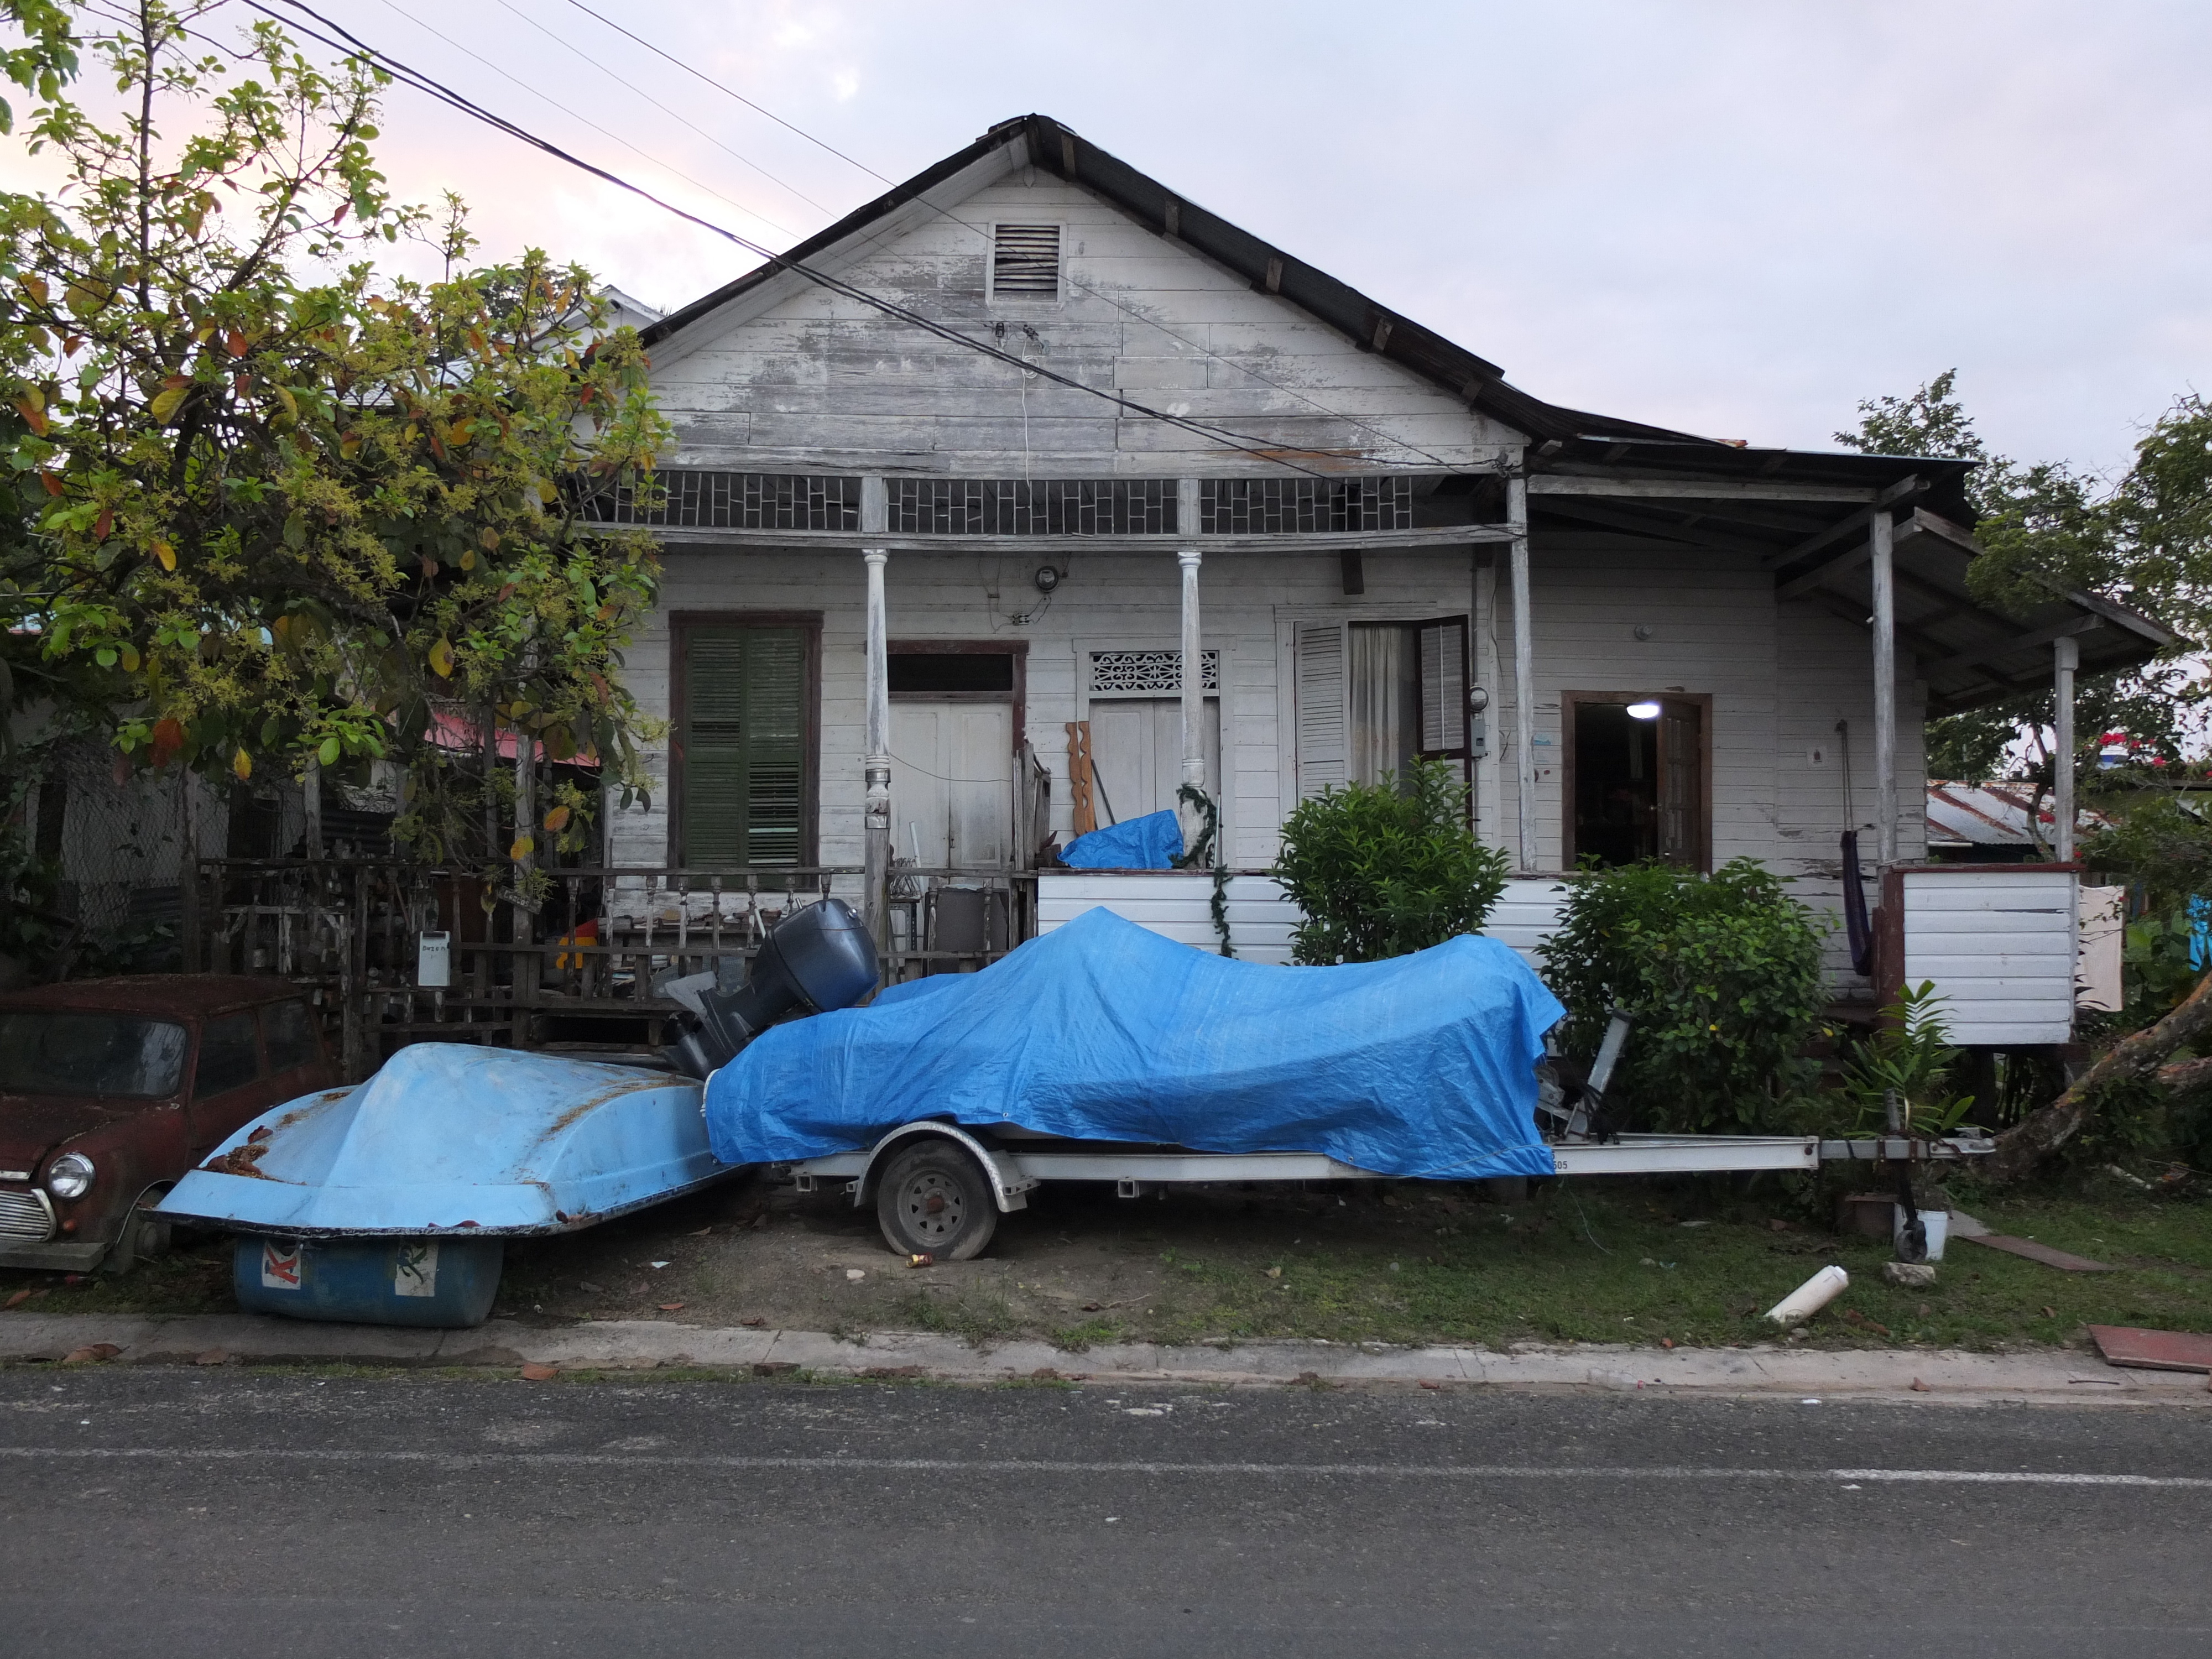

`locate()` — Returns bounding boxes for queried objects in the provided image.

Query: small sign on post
[416,930,451,988]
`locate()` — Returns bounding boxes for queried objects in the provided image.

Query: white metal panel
[1902,868,2076,1045]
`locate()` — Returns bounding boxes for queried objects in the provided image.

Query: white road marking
[0,1447,2205,1487]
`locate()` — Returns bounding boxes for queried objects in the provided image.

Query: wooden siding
[646,172,1519,476]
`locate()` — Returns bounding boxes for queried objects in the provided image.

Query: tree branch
[1985,970,2212,1181]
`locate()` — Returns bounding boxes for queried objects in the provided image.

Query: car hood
[0,1093,146,1171]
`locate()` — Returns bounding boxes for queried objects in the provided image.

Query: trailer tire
[875,1140,998,1261]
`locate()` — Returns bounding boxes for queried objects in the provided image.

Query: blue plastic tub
[233,1235,504,1328]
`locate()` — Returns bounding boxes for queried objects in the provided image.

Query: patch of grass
[1120,1187,2212,1353]
[893,1289,1019,1343]
[1049,1318,1125,1352]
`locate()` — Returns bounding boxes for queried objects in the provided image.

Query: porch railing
[189,859,1035,1079]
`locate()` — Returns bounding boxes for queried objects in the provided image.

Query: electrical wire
[251,0,1348,478]
[363,0,797,239]
[560,0,884,183]
[488,0,832,217]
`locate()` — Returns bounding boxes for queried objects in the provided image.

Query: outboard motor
[666,898,879,1079]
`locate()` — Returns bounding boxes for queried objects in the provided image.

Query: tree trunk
[1984,971,2212,1182]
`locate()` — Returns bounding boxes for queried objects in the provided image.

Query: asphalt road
[0,1370,2205,1658]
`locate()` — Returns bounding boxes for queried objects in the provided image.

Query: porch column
[1507,472,1535,871]
[2053,634,2078,862]
[1177,546,1206,852]
[862,547,891,947]
[1870,505,1898,865]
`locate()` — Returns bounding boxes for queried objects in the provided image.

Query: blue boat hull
[159,1044,728,1238]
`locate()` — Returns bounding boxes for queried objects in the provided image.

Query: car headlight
[46,1152,95,1201]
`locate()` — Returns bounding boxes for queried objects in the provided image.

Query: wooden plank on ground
[2089,1326,2212,1373]
[1958,1233,2115,1272]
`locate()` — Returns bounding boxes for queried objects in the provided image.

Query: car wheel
[102,1185,174,1276]
[874,1141,998,1261]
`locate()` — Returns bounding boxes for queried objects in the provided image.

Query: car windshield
[0,1013,190,1098]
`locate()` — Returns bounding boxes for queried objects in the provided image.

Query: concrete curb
[3,1313,2206,1402]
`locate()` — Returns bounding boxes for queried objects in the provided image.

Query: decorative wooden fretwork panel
[1088,649,1220,695]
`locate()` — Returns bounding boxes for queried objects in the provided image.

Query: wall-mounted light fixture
[1626,700,1662,720]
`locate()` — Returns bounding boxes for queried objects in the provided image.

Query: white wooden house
[594,114,2172,1025]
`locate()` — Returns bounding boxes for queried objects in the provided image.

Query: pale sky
[18,1,2212,478]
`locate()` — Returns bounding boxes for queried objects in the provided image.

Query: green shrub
[1272,759,1509,964]
[1539,858,1827,1131]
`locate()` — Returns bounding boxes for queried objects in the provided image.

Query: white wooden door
[890,702,1014,868]
[1088,697,1220,826]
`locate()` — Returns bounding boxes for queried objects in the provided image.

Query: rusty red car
[0,976,338,1274]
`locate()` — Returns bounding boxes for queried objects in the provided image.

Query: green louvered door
[680,625,810,866]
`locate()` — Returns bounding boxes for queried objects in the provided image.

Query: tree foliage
[1271,759,1508,964]
[0,2,668,878]
[1837,369,2204,789]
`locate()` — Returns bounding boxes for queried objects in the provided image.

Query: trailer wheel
[875,1140,998,1261]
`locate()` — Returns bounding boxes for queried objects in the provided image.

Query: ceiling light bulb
[1627,700,1662,720]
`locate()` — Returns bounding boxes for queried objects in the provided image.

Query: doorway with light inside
[1564,692,1708,869]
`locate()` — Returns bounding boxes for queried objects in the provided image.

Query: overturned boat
[157,898,879,1327]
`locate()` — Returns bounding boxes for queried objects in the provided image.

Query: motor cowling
[666,898,879,1079]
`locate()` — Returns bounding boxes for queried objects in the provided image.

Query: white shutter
[1418,617,1469,755]
[1293,622,1348,799]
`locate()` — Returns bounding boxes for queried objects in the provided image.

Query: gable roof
[641,113,1700,448]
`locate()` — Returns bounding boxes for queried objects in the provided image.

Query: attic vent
[992,223,1061,297]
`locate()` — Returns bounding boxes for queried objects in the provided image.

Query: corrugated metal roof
[1926,781,2109,848]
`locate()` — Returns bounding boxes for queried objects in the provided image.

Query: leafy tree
[1272,759,1508,964]
[0,2,667,898]
[1836,371,2201,790]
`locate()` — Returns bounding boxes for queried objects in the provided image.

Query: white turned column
[862,546,891,944]
[1177,546,1206,852]
[2053,634,2079,863]
[1507,473,1535,872]
[1870,507,1898,866]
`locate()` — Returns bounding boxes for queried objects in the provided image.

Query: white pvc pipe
[1764,1264,1849,1326]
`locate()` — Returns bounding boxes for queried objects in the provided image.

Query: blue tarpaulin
[1059,810,1183,870]
[705,906,1564,1180]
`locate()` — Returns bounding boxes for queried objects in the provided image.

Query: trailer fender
[851,1122,1037,1214]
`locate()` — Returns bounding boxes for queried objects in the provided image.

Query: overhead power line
[366,0,797,239]
[559,0,889,185]
[489,0,832,217]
